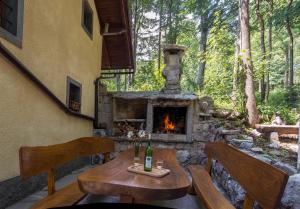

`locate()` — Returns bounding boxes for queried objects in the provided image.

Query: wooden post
[297,123,300,172]
[104,153,110,163]
[47,168,55,195]
[120,194,134,203]
[243,194,255,209]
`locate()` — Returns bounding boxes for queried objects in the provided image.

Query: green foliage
[177,19,200,91]
[257,86,299,124]
[203,15,235,102]
[102,0,300,126]
[273,0,300,29]
[130,60,164,91]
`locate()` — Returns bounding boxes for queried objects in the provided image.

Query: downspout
[94,76,101,129]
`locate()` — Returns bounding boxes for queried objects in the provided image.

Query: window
[67,77,82,113]
[0,0,24,47]
[81,0,93,39]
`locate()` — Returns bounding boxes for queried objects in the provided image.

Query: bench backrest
[19,137,114,195]
[205,142,289,209]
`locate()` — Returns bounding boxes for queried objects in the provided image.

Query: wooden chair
[189,142,289,209]
[19,137,114,209]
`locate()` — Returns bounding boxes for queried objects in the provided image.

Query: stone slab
[111,91,198,100]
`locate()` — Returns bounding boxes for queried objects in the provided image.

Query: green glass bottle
[144,140,153,172]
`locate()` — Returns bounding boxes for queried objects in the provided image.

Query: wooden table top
[77,148,191,201]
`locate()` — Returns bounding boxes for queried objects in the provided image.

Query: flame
[164,115,175,132]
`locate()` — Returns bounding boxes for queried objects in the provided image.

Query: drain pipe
[94,76,101,129]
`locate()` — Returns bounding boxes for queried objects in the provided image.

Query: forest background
[103,0,300,126]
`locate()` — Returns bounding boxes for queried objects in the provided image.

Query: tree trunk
[240,0,259,127]
[172,3,179,44]
[167,0,173,43]
[129,0,139,85]
[286,0,294,87]
[284,44,289,88]
[265,0,273,103]
[232,37,240,107]
[197,13,209,90]
[158,0,163,69]
[116,74,121,91]
[124,74,127,91]
[255,0,266,103]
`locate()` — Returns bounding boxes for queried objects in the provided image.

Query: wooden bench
[255,124,299,135]
[19,137,114,209]
[189,142,289,209]
[255,124,300,170]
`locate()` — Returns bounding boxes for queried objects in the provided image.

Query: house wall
[0,0,102,181]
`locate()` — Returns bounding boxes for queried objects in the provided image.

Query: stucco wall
[0,0,102,181]
[0,0,102,117]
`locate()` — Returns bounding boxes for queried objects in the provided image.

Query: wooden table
[77,148,191,203]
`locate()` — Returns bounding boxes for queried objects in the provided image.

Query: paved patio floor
[6,166,204,209]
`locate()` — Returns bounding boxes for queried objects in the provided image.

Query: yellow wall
[0,0,102,181]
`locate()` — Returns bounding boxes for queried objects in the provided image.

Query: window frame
[66,76,82,113]
[0,0,24,48]
[81,0,93,40]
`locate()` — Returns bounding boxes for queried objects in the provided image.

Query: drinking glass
[133,157,140,167]
[156,160,164,170]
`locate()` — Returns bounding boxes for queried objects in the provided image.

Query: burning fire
[164,115,175,132]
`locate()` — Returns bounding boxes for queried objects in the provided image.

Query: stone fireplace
[96,44,219,165]
[107,92,198,142]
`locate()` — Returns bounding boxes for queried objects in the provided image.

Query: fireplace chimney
[162,44,186,94]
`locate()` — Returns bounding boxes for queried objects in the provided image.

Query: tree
[195,0,217,90]
[157,0,163,69]
[197,9,209,90]
[255,0,267,103]
[232,31,241,108]
[285,0,294,87]
[240,0,259,127]
[284,43,289,88]
[265,0,273,103]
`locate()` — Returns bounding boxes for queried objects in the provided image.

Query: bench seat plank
[188,165,235,209]
[255,124,299,135]
[30,182,86,209]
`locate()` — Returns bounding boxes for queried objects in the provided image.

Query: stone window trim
[81,0,93,40]
[66,76,82,113]
[0,0,24,48]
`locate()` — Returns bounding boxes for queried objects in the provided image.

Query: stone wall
[97,83,113,134]
[211,160,300,209]
[95,119,220,167]
[208,137,299,209]
[112,139,206,166]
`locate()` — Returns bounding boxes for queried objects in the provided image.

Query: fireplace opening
[153,107,187,134]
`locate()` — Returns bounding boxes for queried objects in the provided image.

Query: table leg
[134,199,150,204]
[120,194,134,203]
